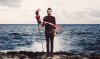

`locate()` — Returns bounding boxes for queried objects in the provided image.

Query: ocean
[0,24,100,54]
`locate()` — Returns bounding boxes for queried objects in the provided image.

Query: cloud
[62,8,100,20]
[0,0,22,7]
[0,0,100,24]
[89,9,100,18]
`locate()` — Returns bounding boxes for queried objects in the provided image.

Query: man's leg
[50,29,56,56]
[46,37,49,54]
[50,37,54,54]
[45,32,50,54]
[50,37,54,57]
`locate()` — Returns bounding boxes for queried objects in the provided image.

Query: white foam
[15,36,64,52]
[1,35,72,52]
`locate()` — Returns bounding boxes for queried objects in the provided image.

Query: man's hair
[47,8,52,11]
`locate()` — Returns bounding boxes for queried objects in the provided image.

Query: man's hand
[38,26,44,29]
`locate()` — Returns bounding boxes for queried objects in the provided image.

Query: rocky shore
[0,51,99,59]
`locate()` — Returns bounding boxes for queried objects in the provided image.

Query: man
[42,8,56,56]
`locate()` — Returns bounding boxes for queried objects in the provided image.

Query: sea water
[0,24,100,54]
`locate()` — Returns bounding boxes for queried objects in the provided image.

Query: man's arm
[42,17,46,27]
[38,17,45,29]
[53,17,56,29]
[53,17,57,36]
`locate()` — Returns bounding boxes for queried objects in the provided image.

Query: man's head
[47,8,52,16]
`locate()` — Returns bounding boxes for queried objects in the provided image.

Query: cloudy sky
[0,0,100,24]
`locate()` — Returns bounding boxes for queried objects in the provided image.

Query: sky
[0,0,100,24]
